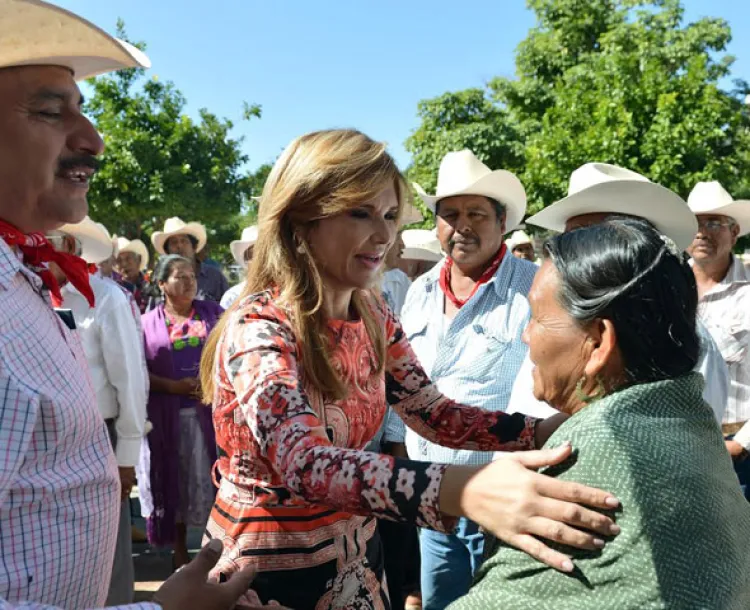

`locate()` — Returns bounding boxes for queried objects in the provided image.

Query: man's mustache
[57,155,100,174]
[449,236,478,250]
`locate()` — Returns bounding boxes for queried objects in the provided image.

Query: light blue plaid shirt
[401,252,537,466]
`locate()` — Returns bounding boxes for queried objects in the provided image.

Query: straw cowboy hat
[230,226,258,266]
[58,216,115,264]
[413,150,527,233]
[687,181,750,236]
[151,217,207,255]
[526,163,698,251]
[506,230,533,250]
[115,236,150,270]
[401,229,444,262]
[1,0,150,80]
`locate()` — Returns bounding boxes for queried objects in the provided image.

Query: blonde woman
[200,129,620,609]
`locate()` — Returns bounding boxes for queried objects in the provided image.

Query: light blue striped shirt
[401,252,537,466]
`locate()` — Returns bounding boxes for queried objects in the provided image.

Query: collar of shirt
[693,255,750,300]
[0,236,46,294]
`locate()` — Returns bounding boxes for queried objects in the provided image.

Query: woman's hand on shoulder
[440,444,620,572]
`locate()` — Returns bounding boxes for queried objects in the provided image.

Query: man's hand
[118,466,136,500]
[153,539,288,610]
[726,439,749,462]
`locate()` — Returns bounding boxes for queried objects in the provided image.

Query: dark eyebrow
[30,88,84,107]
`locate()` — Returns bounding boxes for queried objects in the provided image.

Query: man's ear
[583,318,617,380]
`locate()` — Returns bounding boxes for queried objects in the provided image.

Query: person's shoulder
[504,254,538,292]
[91,275,129,309]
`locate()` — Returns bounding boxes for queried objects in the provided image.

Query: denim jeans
[419,518,484,610]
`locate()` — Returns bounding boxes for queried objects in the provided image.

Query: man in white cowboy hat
[505,163,729,423]
[152,216,229,304]
[399,228,444,280]
[47,217,148,605]
[220,224,257,309]
[0,2,256,609]
[687,181,750,499]
[401,150,537,609]
[506,229,536,262]
[115,235,152,313]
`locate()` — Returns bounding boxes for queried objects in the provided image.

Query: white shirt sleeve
[505,354,559,418]
[695,320,729,424]
[100,295,148,467]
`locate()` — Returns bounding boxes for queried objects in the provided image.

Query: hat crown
[162,217,189,233]
[240,226,258,243]
[568,163,650,196]
[402,229,439,250]
[687,181,735,211]
[435,150,492,195]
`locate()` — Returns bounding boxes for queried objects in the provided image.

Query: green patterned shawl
[450,373,750,610]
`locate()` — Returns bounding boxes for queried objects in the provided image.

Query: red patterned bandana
[0,220,95,307]
[439,243,507,309]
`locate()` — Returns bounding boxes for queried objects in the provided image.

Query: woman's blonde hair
[201,129,408,402]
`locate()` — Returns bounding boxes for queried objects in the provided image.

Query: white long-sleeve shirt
[61,276,147,467]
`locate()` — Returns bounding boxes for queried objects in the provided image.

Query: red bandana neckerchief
[439,243,507,309]
[0,220,95,308]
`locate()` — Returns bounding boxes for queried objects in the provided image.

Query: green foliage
[405,0,750,227]
[84,22,262,264]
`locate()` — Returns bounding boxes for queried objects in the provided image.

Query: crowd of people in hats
[1,1,750,610]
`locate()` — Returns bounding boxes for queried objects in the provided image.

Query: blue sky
[57,0,748,172]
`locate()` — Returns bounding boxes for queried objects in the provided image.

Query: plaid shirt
[0,239,156,609]
[696,256,750,449]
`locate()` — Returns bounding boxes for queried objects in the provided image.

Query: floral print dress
[204,290,536,610]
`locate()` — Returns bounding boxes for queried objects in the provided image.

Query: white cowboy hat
[687,181,750,236]
[401,229,444,262]
[0,0,150,80]
[151,217,207,255]
[413,150,527,233]
[58,216,114,264]
[526,163,698,251]
[115,236,150,270]
[506,230,533,250]
[400,201,423,227]
[230,225,258,266]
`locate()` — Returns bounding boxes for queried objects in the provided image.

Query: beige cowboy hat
[0,0,151,80]
[230,225,258,266]
[57,216,114,264]
[506,230,533,250]
[151,217,207,255]
[413,150,527,233]
[115,236,150,270]
[401,229,444,262]
[526,163,698,251]
[687,181,750,236]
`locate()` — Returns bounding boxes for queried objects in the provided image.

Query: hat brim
[526,180,698,251]
[118,240,150,270]
[230,240,255,267]
[414,170,526,234]
[59,218,114,264]
[1,0,151,80]
[152,223,207,255]
[690,201,750,236]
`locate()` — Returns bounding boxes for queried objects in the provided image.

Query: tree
[85,21,259,263]
[405,0,750,224]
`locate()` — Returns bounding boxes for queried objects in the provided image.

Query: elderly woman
[140,255,224,568]
[452,218,750,610]
[198,129,621,610]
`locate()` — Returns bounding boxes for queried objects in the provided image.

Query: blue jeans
[420,518,484,610]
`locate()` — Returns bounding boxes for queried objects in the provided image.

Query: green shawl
[450,373,750,610]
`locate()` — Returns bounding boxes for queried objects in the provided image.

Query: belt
[722,421,748,436]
